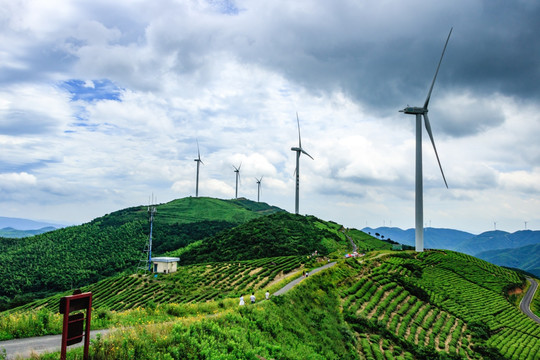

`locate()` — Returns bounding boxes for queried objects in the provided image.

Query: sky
[1,0,539,234]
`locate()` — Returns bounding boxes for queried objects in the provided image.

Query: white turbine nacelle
[401,107,426,115]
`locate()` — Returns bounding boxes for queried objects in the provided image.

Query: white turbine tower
[400,28,452,252]
[256,176,263,202]
[291,113,314,215]
[194,140,204,197]
[233,163,241,199]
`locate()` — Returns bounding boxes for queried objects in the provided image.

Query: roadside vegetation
[1,197,539,359]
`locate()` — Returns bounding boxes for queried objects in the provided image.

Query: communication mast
[137,195,157,273]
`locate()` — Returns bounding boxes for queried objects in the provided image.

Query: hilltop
[0,197,284,310]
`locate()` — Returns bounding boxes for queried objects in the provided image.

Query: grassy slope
[0,197,282,310]
[177,213,378,264]
[25,250,540,360]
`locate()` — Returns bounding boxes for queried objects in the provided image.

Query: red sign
[60,291,92,360]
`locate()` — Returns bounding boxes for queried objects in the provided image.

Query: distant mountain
[476,243,540,278]
[455,230,540,255]
[0,216,63,231]
[363,226,540,275]
[0,226,57,238]
[362,226,475,251]
[0,197,285,310]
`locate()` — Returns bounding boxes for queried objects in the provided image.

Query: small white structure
[151,257,180,274]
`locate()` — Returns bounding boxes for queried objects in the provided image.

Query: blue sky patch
[60,79,122,102]
[206,0,240,15]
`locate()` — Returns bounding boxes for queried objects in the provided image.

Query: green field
[1,197,539,359]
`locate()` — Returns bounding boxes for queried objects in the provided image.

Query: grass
[3,248,539,360]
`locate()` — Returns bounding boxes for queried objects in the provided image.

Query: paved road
[272,261,336,296]
[520,277,540,324]
[1,262,337,358]
[0,330,110,360]
[342,230,357,253]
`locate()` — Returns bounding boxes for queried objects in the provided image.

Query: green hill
[0,197,283,310]
[2,250,538,359]
[177,213,377,264]
[476,243,540,277]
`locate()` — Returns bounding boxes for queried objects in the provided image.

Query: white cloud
[0,0,539,235]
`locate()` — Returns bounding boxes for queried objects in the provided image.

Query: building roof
[151,257,180,263]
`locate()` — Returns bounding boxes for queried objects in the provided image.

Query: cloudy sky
[1,0,539,234]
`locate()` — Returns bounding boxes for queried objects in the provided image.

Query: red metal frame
[60,292,92,360]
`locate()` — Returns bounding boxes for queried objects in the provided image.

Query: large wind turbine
[291,113,314,214]
[194,140,203,197]
[233,163,241,199]
[400,28,452,252]
[255,176,263,202]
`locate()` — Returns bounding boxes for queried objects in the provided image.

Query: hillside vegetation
[178,213,360,263]
[4,250,538,359]
[0,197,283,310]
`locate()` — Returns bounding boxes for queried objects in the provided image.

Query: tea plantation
[0,197,539,359]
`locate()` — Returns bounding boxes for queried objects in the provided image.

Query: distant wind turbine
[399,28,452,252]
[291,113,314,214]
[255,176,263,202]
[233,163,241,199]
[194,140,204,197]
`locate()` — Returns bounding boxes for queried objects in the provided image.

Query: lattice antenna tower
[137,194,157,273]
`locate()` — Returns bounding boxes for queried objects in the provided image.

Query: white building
[151,257,180,274]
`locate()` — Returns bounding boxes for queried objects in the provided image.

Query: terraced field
[341,251,540,360]
[12,256,308,313]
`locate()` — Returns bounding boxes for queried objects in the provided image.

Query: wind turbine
[233,163,241,199]
[194,140,204,197]
[400,28,452,252]
[255,176,263,202]
[291,112,314,214]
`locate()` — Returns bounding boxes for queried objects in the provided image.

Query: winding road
[6,259,537,359]
[0,262,338,359]
[520,277,540,324]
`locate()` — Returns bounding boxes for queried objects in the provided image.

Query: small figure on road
[250,293,256,304]
[265,290,270,300]
[239,295,245,306]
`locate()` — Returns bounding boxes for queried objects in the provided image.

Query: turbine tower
[256,176,263,202]
[233,163,241,199]
[291,113,314,214]
[400,28,452,252]
[194,140,204,197]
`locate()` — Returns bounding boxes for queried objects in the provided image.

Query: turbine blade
[424,27,452,109]
[196,139,201,159]
[301,149,314,160]
[296,112,302,148]
[423,113,448,188]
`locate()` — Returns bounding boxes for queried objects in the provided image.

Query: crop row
[487,327,540,360]
[343,270,474,359]
[12,255,307,313]
[358,335,415,360]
